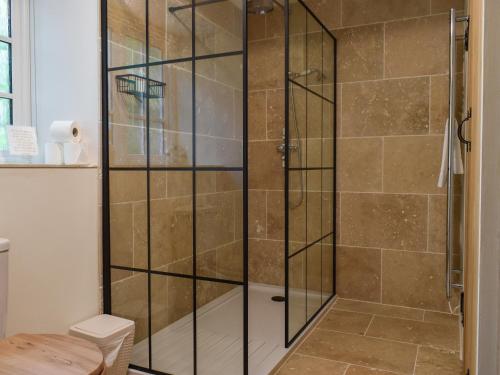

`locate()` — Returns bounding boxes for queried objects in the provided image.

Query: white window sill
[0,163,97,169]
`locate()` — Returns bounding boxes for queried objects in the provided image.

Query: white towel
[438,118,464,188]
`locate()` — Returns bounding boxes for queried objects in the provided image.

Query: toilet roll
[44,143,64,165]
[50,121,81,143]
[64,142,87,165]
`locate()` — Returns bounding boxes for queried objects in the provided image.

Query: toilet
[0,238,9,339]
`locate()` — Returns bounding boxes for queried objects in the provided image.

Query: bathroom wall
[107,0,244,343]
[306,0,464,312]
[1,0,102,336]
[1,168,100,336]
[32,0,100,165]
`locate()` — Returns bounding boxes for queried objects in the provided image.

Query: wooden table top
[0,334,104,375]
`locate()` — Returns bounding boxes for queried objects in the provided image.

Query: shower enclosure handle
[446,8,456,300]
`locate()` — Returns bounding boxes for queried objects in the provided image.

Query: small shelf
[116,74,165,99]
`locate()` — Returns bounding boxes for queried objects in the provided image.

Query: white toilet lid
[0,238,9,253]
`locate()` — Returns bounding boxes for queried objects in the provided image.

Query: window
[0,0,31,155]
[0,0,12,150]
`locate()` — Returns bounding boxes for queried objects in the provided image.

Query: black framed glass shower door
[101,0,248,374]
[284,0,337,347]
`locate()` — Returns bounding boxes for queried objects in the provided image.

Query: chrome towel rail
[447,9,470,300]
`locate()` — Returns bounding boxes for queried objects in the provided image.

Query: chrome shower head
[248,0,274,15]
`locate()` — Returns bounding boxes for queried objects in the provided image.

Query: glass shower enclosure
[101,0,336,374]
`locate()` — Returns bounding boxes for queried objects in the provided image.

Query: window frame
[11,0,32,128]
[0,0,31,127]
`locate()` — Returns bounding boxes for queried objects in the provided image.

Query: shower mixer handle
[277,143,298,168]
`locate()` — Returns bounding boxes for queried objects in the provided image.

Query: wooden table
[0,334,104,375]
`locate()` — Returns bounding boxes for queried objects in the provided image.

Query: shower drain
[271,296,285,302]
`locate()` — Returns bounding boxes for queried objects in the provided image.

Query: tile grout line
[334,297,458,317]
[265,89,269,141]
[363,315,376,336]
[330,11,456,31]
[380,246,384,303]
[315,326,453,350]
[382,22,386,79]
[413,345,421,375]
[337,243,447,256]
[340,72,449,86]
[335,190,445,196]
[292,352,407,375]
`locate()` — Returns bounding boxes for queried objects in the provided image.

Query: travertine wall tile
[341,0,430,26]
[385,15,449,78]
[333,24,384,83]
[341,193,428,251]
[249,141,284,189]
[342,78,430,137]
[249,190,267,238]
[306,0,341,30]
[338,137,383,192]
[428,195,447,253]
[249,38,285,90]
[382,250,449,311]
[249,239,284,285]
[383,136,444,194]
[431,0,464,14]
[337,246,382,302]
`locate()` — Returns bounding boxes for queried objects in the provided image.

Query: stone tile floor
[273,299,464,375]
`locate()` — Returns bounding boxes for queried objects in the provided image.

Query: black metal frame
[102,0,335,372]
[102,0,248,374]
[284,0,337,348]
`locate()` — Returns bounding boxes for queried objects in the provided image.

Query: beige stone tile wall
[305,0,464,312]
[107,0,244,343]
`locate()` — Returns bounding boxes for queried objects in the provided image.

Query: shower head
[289,68,323,81]
[248,0,274,15]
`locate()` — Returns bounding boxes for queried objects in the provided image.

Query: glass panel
[307,170,321,244]
[195,55,243,168]
[151,274,194,375]
[150,171,193,275]
[306,14,322,95]
[195,0,243,56]
[0,0,9,38]
[149,62,193,168]
[289,83,306,169]
[109,171,148,271]
[322,31,334,101]
[197,282,243,375]
[321,169,334,236]
[307,243,322,319]
[288,251,306,339]
[0,96,10,125]
[111,271,149,368]
[321,234,334,303]
[150,0,192,61]
[322,102,334,168]
[289,170,306,252]
[196,171,243,281]
[108,0,147,68]
[306,92,322,169]
[109,68,147,167]
[0,98,10,151]
[0,41,11,93]
[289,0,306,86]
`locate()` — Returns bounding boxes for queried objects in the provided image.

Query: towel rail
[446,8,456,300]
[447,9,470,300]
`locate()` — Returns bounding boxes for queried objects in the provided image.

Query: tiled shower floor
[272,298,464,375]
